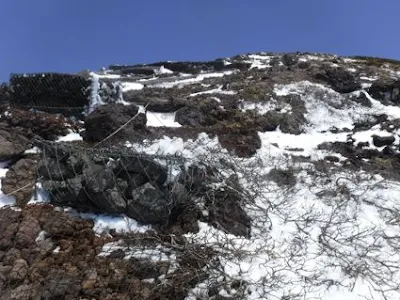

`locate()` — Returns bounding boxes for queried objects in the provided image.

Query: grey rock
[83,164,114,193]
[116,157,168,187]
[37,159,73,181]
[84,103,146,142]
[0,128,30,161]
[372,135,395,147]
[9,259,29,282]
[15,215,41,248]
[2,158,37,206]
[126,183,170,224]
[369,78,400,104]
[88,188,127,214]
[315,67,361,93]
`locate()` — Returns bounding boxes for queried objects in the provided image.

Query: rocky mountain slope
[1,52,400,299]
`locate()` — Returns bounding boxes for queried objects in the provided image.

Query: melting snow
[121,81,145,92]
[96,73,122,79]
[239,100,292,114]
[56,131,83,142]
[0,161,15,207]
[146,111,181,127]
[68,209,151,234]
[151,70,236,88]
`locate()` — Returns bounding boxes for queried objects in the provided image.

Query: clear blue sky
[1,0,399,82]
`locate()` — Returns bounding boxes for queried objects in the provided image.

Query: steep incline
[0,52,400,299]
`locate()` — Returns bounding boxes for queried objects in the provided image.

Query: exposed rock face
[84,103,146,143]
[1,108,72,140]
[36,142,174,224]
[126,182,170,224]
[1,159,37,207]
[368,78,400,104]
[35,140,252,235]
[179,166,251,237]
[315,67,361,93]
[205,188,251,238]
[0,126,30,161]
[218,128,261,157]
[4,52,400,299]
[175,99,225,127]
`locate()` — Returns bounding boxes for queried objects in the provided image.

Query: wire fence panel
[9,73,91,117]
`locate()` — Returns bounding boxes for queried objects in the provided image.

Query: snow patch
[152,70,236,89]
[146,112,181,127]
[121,81,145,92]
[56,131,83,142]
[154,65,173,75]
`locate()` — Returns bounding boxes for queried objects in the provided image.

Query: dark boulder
[205,188,251,238]
[42,177,88,209]
[0,127,30,161]
[282,53,299,67]
[123,96,186,113]
[348,92,372,107]
[82,164,115,193]
[87,188,127,214]
[1,159,36,207]
[256,111,282,131]
[372,135,395,147]
[217,128,261,157]
[37,159,74,181]
[175,99,225,127]
[368,78,400,104]
[268,168,297,187]
[382,146,396,156]
[84,103,146,142]
[115,156,168,187]
[126,183,170,224]
[315,67,361,93]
